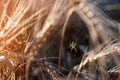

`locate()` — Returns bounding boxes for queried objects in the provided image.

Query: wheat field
[0,0,120,80]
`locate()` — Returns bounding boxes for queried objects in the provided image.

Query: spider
[69,41,77,53]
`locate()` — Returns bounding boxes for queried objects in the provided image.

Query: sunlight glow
[0,30,4,37]
[0,56,5,61]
